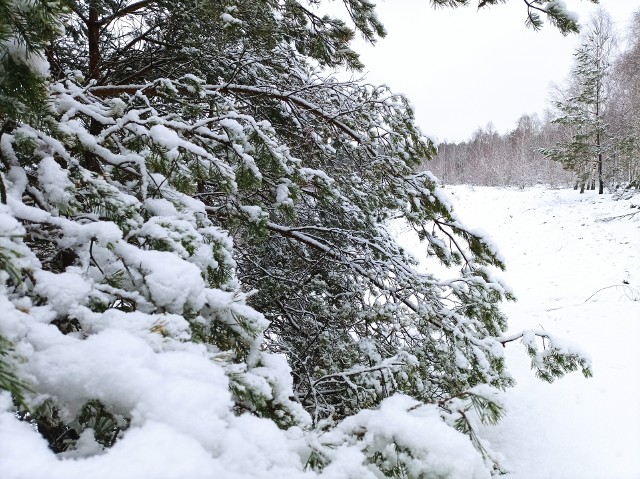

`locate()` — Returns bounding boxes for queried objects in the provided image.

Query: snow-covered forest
[428,8,640,191]
[0,1,637,478]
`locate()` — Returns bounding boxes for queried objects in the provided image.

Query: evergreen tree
[0,1,592,477]
[542,8,617,194]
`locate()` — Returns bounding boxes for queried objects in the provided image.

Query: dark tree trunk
[598,151,604,194]
[88,2,102,135]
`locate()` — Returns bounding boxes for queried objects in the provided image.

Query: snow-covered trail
[399,186,640,479]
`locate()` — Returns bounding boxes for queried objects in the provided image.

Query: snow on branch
[499,329,592,381]
[88,81,366,143]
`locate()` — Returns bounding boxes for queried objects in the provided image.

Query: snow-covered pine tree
[0,0,64,412]
[1,1,592,477]
[542,8,617,194]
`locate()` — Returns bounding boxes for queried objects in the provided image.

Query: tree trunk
[88,2,102,135]
[598,151,604,194]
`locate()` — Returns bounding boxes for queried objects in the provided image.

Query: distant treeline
[423,114,573,188]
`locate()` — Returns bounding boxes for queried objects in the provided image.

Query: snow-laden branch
[88,82,366,143]
[262,220,441,324]
[498,329,592,381]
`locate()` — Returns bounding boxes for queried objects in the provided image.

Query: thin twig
[89,237,106,276]
[584,284,639,302]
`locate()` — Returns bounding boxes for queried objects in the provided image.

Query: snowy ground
[397,185,640,479]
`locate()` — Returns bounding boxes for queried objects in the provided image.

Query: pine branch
[87,82,365,143]
[98,0,158,26]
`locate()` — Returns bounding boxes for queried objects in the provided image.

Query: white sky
[347,0,640,142]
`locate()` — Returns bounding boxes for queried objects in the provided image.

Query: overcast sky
[347,0,640,143]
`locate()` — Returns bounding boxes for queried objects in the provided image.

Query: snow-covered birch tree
[0,1,593,477]
[607,9,640,190]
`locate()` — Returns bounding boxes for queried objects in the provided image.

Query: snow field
[396,185,640,479]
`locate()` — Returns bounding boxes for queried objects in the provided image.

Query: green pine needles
[0,1,595,477]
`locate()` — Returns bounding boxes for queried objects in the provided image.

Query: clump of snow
[79,309,191,343]
[143,198,179,217]
[34,269,92,316]
[275,182,293,207]
[239,204,266,222]
[323,395,490,479]
[1,36,50,77]
[115,243,206,313]
[220,9,242,27]
[37,157,74,210]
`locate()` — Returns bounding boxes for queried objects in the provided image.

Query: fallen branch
[584,284,639,302]
[596,210,640,222]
